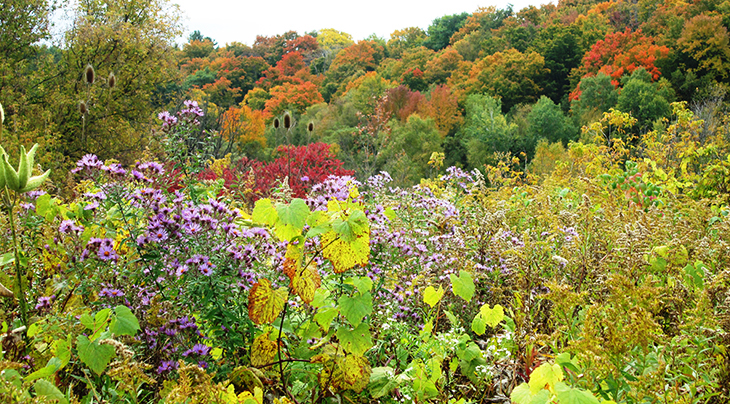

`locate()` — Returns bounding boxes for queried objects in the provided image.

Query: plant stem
[6,190,28,329]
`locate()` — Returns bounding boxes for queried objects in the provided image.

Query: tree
[423,12,469,51]
[325,41,386,85]
[220,103,266,153]
[381,115,444,185]
[616,68,674,131]
[421,85,463,137]
[387,27,427,59]
[263,81,324,117]
[55,0,184,162]
[677,13,730,82]
[424,48,464,85]
[458,94,517,169]
[527,96,578,149]
[570,73,619,126]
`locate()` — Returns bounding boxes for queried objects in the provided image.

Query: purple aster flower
[97,244,117,261]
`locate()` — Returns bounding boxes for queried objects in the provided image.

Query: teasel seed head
[78,100,88,115]
[308,122,314,133]
[273,118,280,129]
[283,113,291,129]
[107,72,116,89]
[84,64,95,85]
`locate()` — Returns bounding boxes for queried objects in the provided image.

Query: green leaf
[336,323,373,356]
[480,304,505,327]
[110,305,140,336]
[332,209,369,242]
[450,271,475,302]
[423,285,444,308]
[369,367,397,399]
[53,339,71,368]
[252,199,278,226]
[276,198,310,230]
[76,335,115,375]
[351,276,373,294]
[35,194,52,218]
[529,362,564,394]
[471,313,487,335]
[683,262,704,288]
[34,379,68,404]
[338,292,373,327]
[510,383,533,404]
[554,381,600,404]
[0,252,14,267]
[314,306,339,332]
[25,357,62,382]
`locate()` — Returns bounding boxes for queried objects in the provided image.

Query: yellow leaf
[322,231,370,273]
[248,279,287,325]
[251,332,278,368]
[283,257,321,304]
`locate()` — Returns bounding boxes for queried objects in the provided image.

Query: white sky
[172,0,549,46]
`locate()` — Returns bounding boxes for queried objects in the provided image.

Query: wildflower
[35,295,55,310]
[157,360,178,373]
[97,244,118,261]
[99,288,124,297]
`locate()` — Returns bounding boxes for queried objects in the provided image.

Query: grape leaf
[34,379,68,404]
[450,271,475,302]
[337,292,372,327]
[529,362,564,394]
[314,307,339,332]
[480,303,505,328]
[283,258,321,304]
[251,332,277,368]
[336,322,372,356]
[322,230,370,273]
[554,381,601,404]
[76,335,115,375]
[510,382,532,404]
[423,285,444,308]
[252,199,278,226]
[276,198,310,230]
[248,279,288,325]
[110,305,140,336]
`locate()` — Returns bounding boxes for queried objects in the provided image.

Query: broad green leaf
[450,271,475,302]
[27,322,40,338]
[76,335,115,375]
[0,252,15,266]
[52,339,71,368]
[555,352,580,374]
[338,292,373,327]
[248,279,288,325]
[252,199,278,226]
[529,389,552,404]
[314,306,339,332]
[554,381,600,404]
[210,347,223,360]
[369,367,397,399]
[35,194,52,218]
[510,383,533,404]
[311,289,331,308]
[384,207,396,221]
[423,285,444,308]
[351,276,373,294]
[332,209,368,242]
[110,305,140,336]
[34,379,68,404]
[529,362,564,394]
[683,262,704,288]
[336,323,373,356]
[480,304,505,327]
[274,223,301,242]
[276,199,310,229]
[251,332,277,368]
[471,313,487,335]
[25,357,62,382]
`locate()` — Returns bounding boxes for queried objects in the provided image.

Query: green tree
[616,68,674,131]
[381,114,443,185]
[527,96,578,148]
[423,12,470,51]
[570,73,618,126]
[458,94,517,169]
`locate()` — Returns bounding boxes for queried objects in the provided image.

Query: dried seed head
[308,122,314,132]
[78,100,88,115]
[283,113,291,129]
[273,118,280,129]
[0,102,4,124]
[84,64,95,85]
[107,72,116,89]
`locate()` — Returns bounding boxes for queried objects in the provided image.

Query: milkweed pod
[273,118,280,129]
[2,154,19,191]
[108,72,116,89]
[20,169,50,193]
[283,113,291,129]
[79,101,87,115]
[84,64,95,85]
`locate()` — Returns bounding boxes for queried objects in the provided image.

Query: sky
[171,0,549,46]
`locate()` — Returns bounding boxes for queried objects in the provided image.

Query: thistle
[0,144,51,193]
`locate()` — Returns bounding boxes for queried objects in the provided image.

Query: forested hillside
[1,0,729,403]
